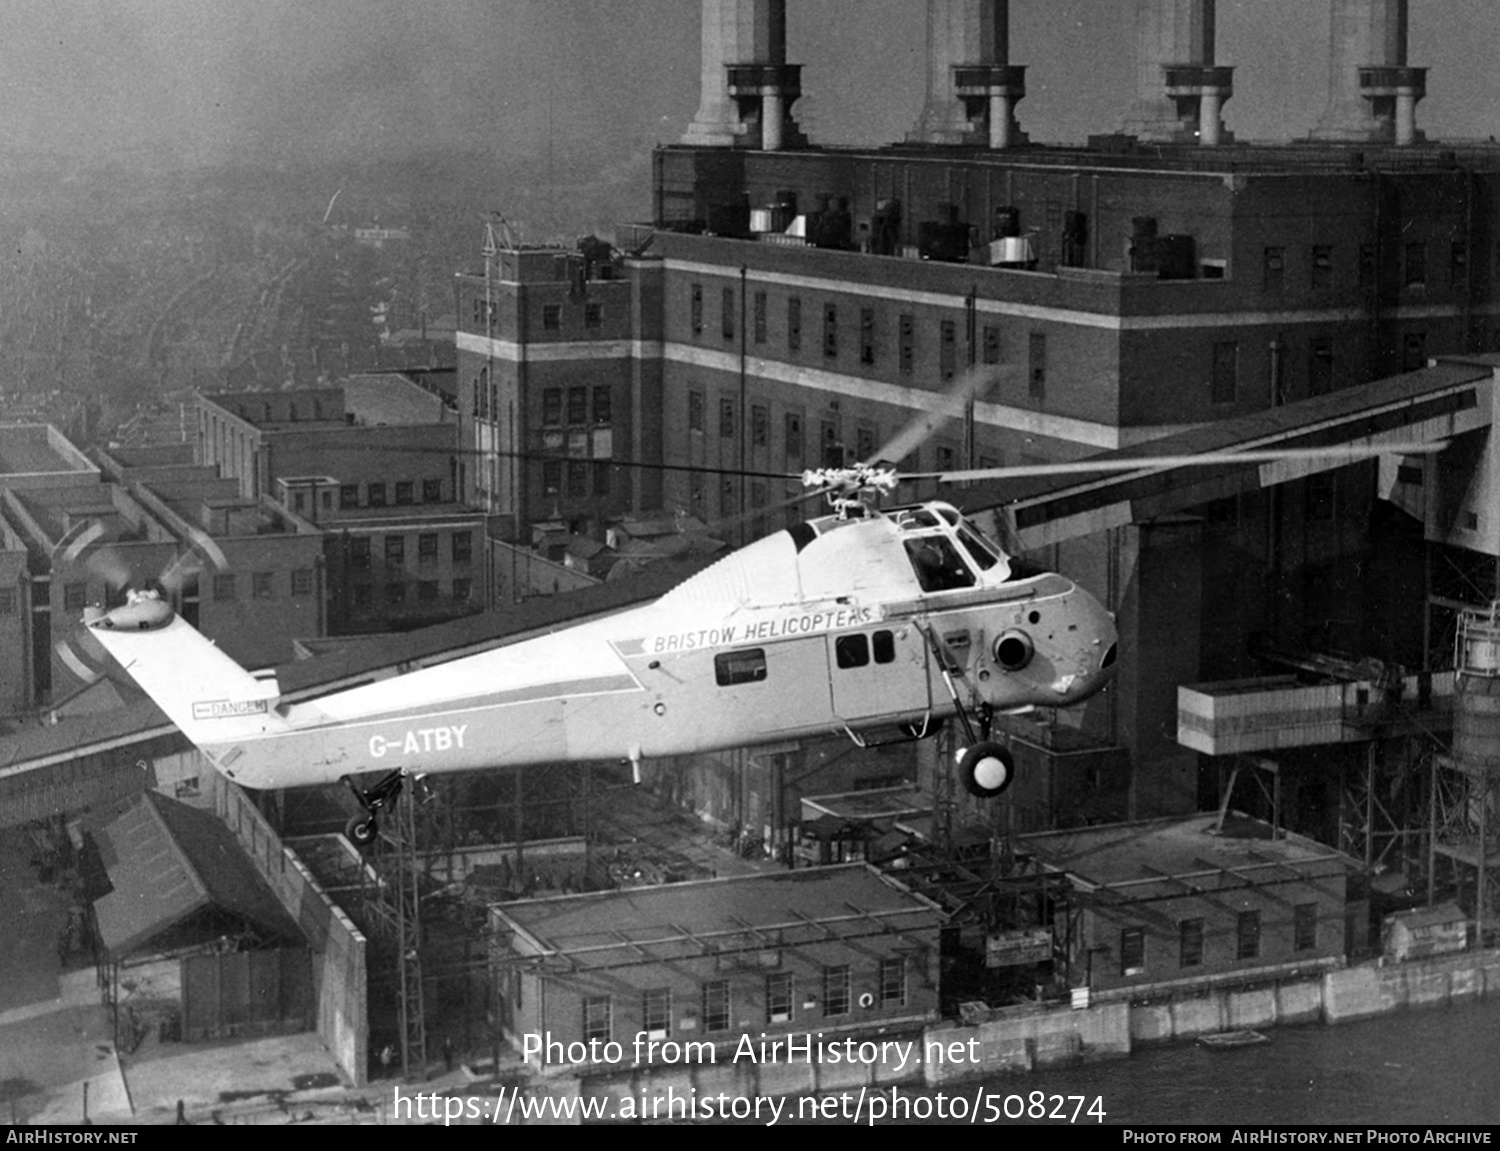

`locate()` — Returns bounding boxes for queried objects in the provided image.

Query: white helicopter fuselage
[85,503,1117,792]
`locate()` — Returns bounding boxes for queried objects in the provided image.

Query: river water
[991,996,1500,1126]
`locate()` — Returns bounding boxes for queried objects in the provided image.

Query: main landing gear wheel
[958,741,1015,799]
[342,767,408,849]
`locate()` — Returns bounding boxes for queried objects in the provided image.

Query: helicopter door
[826,625,932,725]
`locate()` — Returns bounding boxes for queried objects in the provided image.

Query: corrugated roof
[91,791,299,957]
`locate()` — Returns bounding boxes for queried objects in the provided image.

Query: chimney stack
[682,0,805,151]
[907,0,1027,149]
[1121,0,1233,146]
[1312,0,1425,145]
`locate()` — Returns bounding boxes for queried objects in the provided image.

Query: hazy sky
[0,1,1495,168]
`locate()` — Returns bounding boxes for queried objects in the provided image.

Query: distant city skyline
[0,2,1494,169]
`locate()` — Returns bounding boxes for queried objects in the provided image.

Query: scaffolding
[361,788,427,1079]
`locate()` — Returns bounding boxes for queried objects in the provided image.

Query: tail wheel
[345,814,378,848]
[958,741,1015,798]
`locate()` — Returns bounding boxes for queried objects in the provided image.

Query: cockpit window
[956,524,1002,572]
[904,536,976,592]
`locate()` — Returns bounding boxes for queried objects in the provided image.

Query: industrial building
[490,864,943,1072]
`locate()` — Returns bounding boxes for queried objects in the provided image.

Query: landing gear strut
[343,767,408,848]
[916,620,1015,799]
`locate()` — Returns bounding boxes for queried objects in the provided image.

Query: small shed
[1382,902,1468,962]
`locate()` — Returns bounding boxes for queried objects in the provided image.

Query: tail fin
[86,610,288,751]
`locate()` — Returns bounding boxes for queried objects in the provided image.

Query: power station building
[453,0,1500,825]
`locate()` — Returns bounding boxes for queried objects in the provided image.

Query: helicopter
[75,371,1439,847]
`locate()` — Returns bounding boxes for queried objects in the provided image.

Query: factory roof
[493,863,942,972]
[1022,812,1350,903]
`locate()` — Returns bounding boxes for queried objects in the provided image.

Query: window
[385,536,405,565]
[252,572,274,600]
[1236,910,1261,960]
[418,533,439,563]
[1120,927,1146,976]
[63,582,88,611]
[688,391,705,434]
[291,569,313,597]
[367,482,387,508]
[1028,331,1047,400]
[543,460,562,495]
[340,484,359,509]
[1263,246,1285,292]
[859,308,875,365]
[1180,919,1204,968]
[394,481,413,506]
[753,291,767,344]
[349,538,371,571]
[0,587,15,615]
[939,320,957,381]
[292,491,306,514]
[905,536,976,592]
[567,460,588,498]
[702,981,731,1033]
[878,957,906,1006]
[583,996,611,1043]
[715,648,767,686]
[542,303,562,331]
[822,965,851,1017]
[418,580,439,602]
[855,426,876,462]
[321,490,333,510]
[592,386,612,425]
[823,302,838,359]
[593,462,611,497]
[387,582,406,606]
[452,532,473,564]
[787,297,802,352]
[751,405,768,449]
[1310,244,1333,289]
[766,973,793,1024]
[1359,243,1376,288]
[719,397,735,440]
[690,283,703,335]
[982,324,1001,365]
[567,387,587,425]
[1212,341,1239,405]
[584,301,603,328]
[1309,337,1334,396]
[722,286,735,340]
[542,388,563,426]
[213,574,236,601]
[873,630,896,664]
[784,413,803,463]
[836,634,870,669]
[642,988,671,1040]
[898,313,915,374]
[1405,242,1427,288]
[1294,903,1318,952]
[452,578,472,602]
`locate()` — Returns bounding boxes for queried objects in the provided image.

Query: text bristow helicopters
[79,374,1433,846]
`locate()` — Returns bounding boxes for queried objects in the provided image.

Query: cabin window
[715,648,767,686]
[873,630,896,664]
[956,525,1002,571]
[835,634,869,669]
[904,536,976,592]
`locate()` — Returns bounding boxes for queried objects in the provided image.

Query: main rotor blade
[920,442,1446,484]
[870,365,1016,468]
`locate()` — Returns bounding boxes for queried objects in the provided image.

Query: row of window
[712,631,900,686]
[471,296,608,332]
[581,960,908,1043]
[688,284,1047,399]
[347,532,473,567]
[210,571,316,602]
[347,579,471,608]
[1210,331,1429,406]
[541,459,612,499]
[1119,905,1319,976]
[1261,241,1473,294]
[336,480,444,510]
[540,385,613,428]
